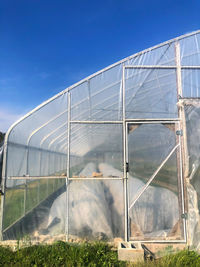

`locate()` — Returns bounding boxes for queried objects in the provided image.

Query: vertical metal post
[24,148,29,215]
[88,80,92,120]
[53,153,55,192]
[39,150,42,176]
[175,42,189,178]
[37,178,40,205]
[125,122,130,240]
[0,140,8,240]
[178,122,186,241]
[66,91,71,242]
[47,152,50,196]
[122,64,128,242]
[175,42,187,242]
[38,149,42,204]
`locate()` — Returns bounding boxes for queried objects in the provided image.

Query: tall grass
[0,242,125,266]
[0,242,199,266]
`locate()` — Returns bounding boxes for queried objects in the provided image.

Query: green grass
[0,242,124,267]
[0,242,199,267]
[138,249,200,267]
[2,160,102,231]
[3,178,65,230]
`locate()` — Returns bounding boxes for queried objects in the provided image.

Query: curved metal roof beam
[40,122,68,147]
[59,141,68,152]
[48,131,67,150]
[26,109,68,146]
[54,135,68,149]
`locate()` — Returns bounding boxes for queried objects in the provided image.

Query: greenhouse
[1,30,200,249]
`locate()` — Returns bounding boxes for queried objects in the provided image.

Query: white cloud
[0,108,24,133]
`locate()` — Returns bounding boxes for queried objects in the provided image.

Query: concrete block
[118,242,144,262]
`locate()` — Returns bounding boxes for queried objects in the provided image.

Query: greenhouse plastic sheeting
[1,30,200,247]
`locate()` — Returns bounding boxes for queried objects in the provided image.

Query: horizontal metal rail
[68,177,123,180]
[8,141,67,156]
[8,176,123,180]
[70,120,123,124]
[180,97,200,99]
[129,238,186,243]
[125,65,200,69]
[125,65,176,69]
[8,176,67,180]
[126,118,179,123]
[70,119,180,124]
[180,66,200,69]
[127,121,178,125]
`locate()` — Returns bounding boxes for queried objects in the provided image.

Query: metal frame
[122,64,128,242]
[66,92,71,241]
[123,50,187,243]
[175,42,187,243]
[126,120,186,243]
[2,30,200,241]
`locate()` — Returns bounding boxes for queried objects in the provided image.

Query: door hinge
[181,213,188,219]
[176,130,183,136]
[126,162,129,173]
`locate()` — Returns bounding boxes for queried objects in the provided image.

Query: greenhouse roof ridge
[65,29,200,93]
[4,29,200,139]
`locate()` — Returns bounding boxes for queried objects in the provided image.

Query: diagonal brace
[129,143,180,211]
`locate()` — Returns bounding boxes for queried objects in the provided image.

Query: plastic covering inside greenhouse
[1,30,200,249]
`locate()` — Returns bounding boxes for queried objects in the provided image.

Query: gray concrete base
[118,242,144,262]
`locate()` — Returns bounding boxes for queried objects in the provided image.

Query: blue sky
[0,0,200,131]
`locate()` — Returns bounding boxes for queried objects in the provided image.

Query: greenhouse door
[126,120,186,241]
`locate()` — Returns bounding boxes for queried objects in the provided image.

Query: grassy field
[2,162,87,231]
[3,178,65,230]
[0,242,199,266]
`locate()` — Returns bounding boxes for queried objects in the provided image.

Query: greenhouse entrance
[126,120,186,241]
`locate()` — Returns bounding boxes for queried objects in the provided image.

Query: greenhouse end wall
[1,30,200,249]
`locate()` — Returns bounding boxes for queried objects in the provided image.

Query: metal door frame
[125,119,187,243]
